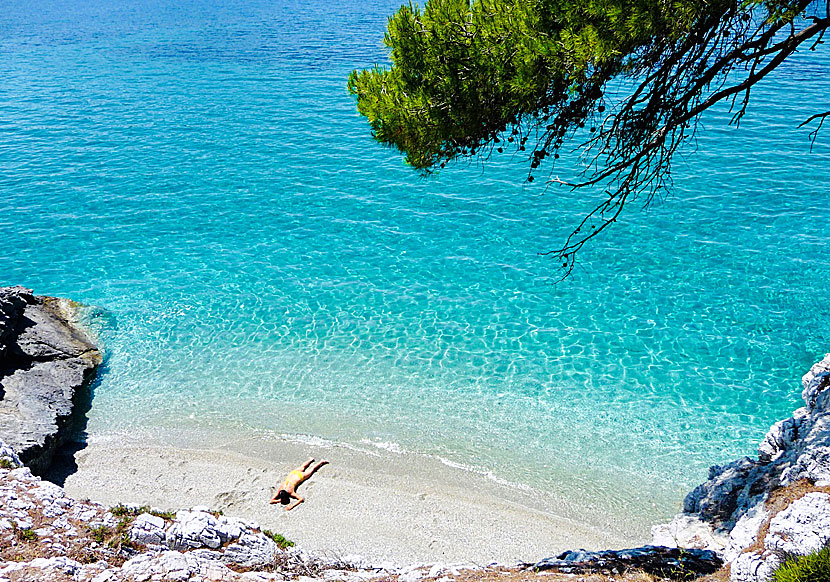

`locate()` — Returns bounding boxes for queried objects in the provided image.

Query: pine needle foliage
[348,0,830,274]
[772,546,830,582]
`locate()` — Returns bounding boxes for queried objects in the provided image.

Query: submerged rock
[0,286,102,474]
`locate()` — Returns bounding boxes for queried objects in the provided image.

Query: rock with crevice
[765,492,830,556]
[153,509,281,568]
[0,286,102,474]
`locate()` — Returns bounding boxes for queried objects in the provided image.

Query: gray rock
[731,551,776,582]
[651,513,729,553]
[765,492,830,556]
[758,412,807,463]
[189,548,224,562]
[139,508,281,569]
[802,357,830,407]
[222,534,277,569]
[120,550,235,581]
[0,437,22,468]
[131,513,167,546]
[164,509,246,550]
[28,556,83,575]
[0,286,30,361]
[729,493,830,582]
[722,504,769,562]
[0,286,102,474]
[533,545,722,577]
[680,456,767,531]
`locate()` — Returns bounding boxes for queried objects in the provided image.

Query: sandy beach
[59,429,656,565]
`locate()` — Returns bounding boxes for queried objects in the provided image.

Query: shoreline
[60,430,655,565]
[0,285,671,566]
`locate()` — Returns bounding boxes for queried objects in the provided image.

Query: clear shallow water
[2,0,829,526]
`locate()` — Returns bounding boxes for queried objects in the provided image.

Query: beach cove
[3,286,830,582]
[2,0,830,569]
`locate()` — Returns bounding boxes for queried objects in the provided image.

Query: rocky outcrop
[533,546,722,577]
[652,353,830,581]
[0,286,102,474]
[730,491,830,582]
[130,508,283,569]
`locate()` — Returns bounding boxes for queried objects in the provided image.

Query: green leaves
[348,0,816,183]
[348,0,712,170]
[349,0,555,168]
[347,0,823,273]
[773,546,830,582]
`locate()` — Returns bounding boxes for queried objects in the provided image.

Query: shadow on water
[43,360,107,487]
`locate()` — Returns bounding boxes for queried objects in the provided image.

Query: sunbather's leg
[302,460,328,479]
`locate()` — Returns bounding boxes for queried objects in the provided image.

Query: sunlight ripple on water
[1,0,829,524]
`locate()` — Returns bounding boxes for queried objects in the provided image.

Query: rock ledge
[0,286,102,473]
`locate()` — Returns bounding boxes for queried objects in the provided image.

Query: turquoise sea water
[2,0,829,524]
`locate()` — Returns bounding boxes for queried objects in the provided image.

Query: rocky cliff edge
[0,286,102,473]
[652,354,830,581]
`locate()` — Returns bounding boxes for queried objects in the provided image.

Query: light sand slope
[62,432,652,565]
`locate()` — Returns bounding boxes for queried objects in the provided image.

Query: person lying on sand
[270,458,328,511]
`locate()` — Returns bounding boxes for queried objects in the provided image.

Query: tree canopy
[348,0,830,274]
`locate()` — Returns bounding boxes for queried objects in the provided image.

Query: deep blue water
[1,0,829,523]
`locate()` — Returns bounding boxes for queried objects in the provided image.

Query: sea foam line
[279,432,535,492]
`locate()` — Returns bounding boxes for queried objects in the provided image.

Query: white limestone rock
[650,514,728,552]
[765,492,830,555]
[166,510,226,550]
[136,508,282,569]
[10,466,35,482]
[730,551,778,582]
[131,512,167,546]
[221,532,279,568]
[722,504,769,562]
[779,444,830,487]
[399,569,426,582]
[121,549,237,581]
[240,572,284,582]
[190,548,224,562]
[29,556,83,575]
[758,412,808,463]
[802,355,830,408]
[0,561,26,577]
[329,570,386,582]
[730,492,830,581]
